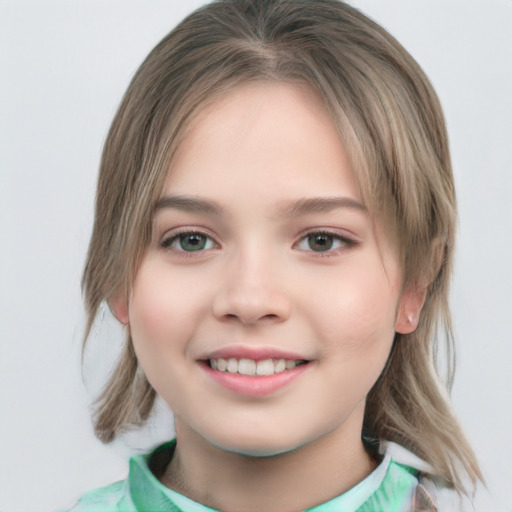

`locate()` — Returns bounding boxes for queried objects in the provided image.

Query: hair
[82,0,481,496]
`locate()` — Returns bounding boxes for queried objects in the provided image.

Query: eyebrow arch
[279,197,366,218]
[153,195,366,218]
[154,195,224,215]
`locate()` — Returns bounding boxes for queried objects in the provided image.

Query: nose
[211,247,291,325]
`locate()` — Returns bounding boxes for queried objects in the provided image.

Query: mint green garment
[65,440,421,512]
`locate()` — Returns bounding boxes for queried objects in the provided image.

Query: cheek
[129,287,176,350]
[314,265,399,340]
[311,269,397,404]
[303,259,400,393]
[128,261,207,357]
[126,261,211,403]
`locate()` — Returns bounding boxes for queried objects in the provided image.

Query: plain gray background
[1,1,511,510]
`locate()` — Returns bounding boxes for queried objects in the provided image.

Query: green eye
[296,231,353,253]
[179,234,209,251]
[161,232,216,252]
[307,233,334,252]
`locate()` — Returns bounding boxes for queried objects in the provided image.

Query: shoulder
[63,479,136,512]
[355,456,420,512]
[382,441,469,512]
[61,440,176,512]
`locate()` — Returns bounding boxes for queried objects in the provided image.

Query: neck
[161,411,377,512]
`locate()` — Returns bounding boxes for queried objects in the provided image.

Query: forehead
[163,81,361,204]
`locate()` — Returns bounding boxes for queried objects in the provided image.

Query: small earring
[405,310,418,327]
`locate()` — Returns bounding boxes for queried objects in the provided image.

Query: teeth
[209,357,304,375]
[285,360,297,370]
[274,359,286,373]
[217,358,228,372]
[227,358,238,373]
[256,359,274,376]
[238,358,256,375]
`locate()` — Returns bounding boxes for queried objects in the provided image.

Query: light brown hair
[82,0,481,495]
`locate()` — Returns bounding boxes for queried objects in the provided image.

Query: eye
[296,232,352,253]
[160,232,217,252]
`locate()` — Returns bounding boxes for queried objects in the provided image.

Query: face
[114,82,418,457]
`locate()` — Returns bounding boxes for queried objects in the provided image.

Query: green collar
[127,440,419,512]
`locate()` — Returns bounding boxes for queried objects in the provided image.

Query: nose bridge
[234,238,274,287]
[213,238,290,324]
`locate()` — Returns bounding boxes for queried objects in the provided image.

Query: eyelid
[156,225,358,255]
[293,228,359,254]
[158,226,220,251]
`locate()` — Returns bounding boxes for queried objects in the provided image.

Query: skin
[112,82,422,512]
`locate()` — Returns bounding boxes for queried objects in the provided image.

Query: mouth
[207,357,309,376]
[198,350,312,397]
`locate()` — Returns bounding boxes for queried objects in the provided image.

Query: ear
[108,294,130,325]
[395,286,427,334]
[396,237,444,334]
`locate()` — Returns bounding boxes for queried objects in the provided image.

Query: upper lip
[199,345,310,362]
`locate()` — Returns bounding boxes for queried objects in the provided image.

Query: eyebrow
[153,194,366,218]
[154,195,224,215]
[278,197,367,219]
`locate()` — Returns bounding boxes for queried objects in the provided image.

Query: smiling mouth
[207,358,308,376]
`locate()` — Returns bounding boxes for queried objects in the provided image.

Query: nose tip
[211,247,292,325]
[212,278,291,326]
[221,299,286,326]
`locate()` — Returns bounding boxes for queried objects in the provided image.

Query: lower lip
[200,362,310,397]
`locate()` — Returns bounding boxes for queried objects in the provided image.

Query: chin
[207,428,310,458]
[221,442,298,458]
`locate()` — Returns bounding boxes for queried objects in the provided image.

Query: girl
[72,0,482,510]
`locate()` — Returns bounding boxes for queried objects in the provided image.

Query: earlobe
[395,287,427,334]
[396,239,444,335]
[109,295,130,325]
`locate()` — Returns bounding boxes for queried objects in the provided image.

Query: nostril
[212,288,292,324]
[222,312,280,325]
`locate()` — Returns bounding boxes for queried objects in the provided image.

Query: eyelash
[294,230,357,256]
[159,229,219,255]
[158,228,357,257]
